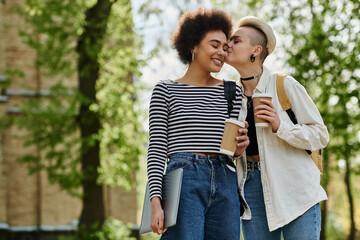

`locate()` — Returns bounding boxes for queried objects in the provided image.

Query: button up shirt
[235,66,329,231]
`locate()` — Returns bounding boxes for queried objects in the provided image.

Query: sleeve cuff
[276,120,292,140]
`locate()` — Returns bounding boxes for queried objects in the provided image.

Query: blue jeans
[242,168,321,240]
[160,152,241,240]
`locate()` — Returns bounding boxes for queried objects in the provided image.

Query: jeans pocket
[166,158,191,173]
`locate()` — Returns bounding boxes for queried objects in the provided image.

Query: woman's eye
[235,38,242,43]
[212,45,219,49]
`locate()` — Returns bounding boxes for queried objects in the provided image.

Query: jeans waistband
[247,160,260,171]
[169,152,231,164]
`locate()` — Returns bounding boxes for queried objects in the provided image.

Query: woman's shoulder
[155,79,174,85]
[156,79,190,87]
[230,81,243,93]
[271,73,309,99]
[152,80,173,95]
[280,74,306,92]
[269,71,303,90]
[153,79,176,88]
[222,79,243,96]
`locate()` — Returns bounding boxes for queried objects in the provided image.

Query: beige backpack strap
[276,74,292,111]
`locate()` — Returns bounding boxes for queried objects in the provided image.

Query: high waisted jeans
[242,168,321,240]
[160,152,241,240]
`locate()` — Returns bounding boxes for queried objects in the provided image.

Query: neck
[233,64,263,95]
[181,62,215,86]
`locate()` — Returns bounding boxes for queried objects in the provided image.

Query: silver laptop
[139,168,183,234]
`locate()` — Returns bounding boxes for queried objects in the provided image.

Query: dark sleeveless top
[246,96,259,156]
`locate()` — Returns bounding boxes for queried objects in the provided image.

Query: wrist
[150,196,162,208]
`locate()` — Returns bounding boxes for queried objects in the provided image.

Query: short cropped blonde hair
[238,16,276,59]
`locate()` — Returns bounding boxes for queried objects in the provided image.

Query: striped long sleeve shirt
[147,80,242,199]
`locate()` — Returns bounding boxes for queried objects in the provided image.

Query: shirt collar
[254,66,271,93]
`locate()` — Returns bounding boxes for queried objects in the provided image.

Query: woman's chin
[211,67,222,73]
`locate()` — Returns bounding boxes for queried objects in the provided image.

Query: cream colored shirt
[235,66,329,231]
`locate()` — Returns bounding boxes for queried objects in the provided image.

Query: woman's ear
[252,45,263,57]
[192,45,198,54]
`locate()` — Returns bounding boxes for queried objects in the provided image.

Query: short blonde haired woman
[225,16,329,240]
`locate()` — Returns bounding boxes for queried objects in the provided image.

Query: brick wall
[0,0,137,232]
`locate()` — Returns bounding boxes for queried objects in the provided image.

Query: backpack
[276,74,323,174]
[224,80,237,116]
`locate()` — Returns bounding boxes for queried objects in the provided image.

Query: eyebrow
[208,39,222,44]
[230,35,241,41]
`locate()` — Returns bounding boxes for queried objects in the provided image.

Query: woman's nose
[219,48,226,55]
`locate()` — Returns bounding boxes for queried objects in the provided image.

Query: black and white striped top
[147,80,243,199]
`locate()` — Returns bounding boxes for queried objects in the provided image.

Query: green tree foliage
[95,2,144,188]
[11,0,145,234]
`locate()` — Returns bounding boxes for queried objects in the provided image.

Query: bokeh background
[0,0,359,239]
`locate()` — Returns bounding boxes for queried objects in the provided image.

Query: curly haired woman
[147,7,249,240]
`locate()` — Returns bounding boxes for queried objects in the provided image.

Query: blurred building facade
[0,1,137,239]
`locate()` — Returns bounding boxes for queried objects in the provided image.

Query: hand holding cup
[253,95,280,132]
[234,121,249,156]
[220,119,249,156]
[252,93,272,127]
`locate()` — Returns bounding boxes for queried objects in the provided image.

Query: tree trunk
[320,153,330,240]
[344,156,357,240]
[76,0,115,232]
[320,201,327,240]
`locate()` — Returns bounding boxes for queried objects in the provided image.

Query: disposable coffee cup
[252,92,272,128]
[220,119,245,156]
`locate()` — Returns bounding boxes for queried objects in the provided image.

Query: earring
[250,54,255,62]
[191,51,194,62]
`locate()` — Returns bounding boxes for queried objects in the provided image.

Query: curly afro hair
[171,7,233,65]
